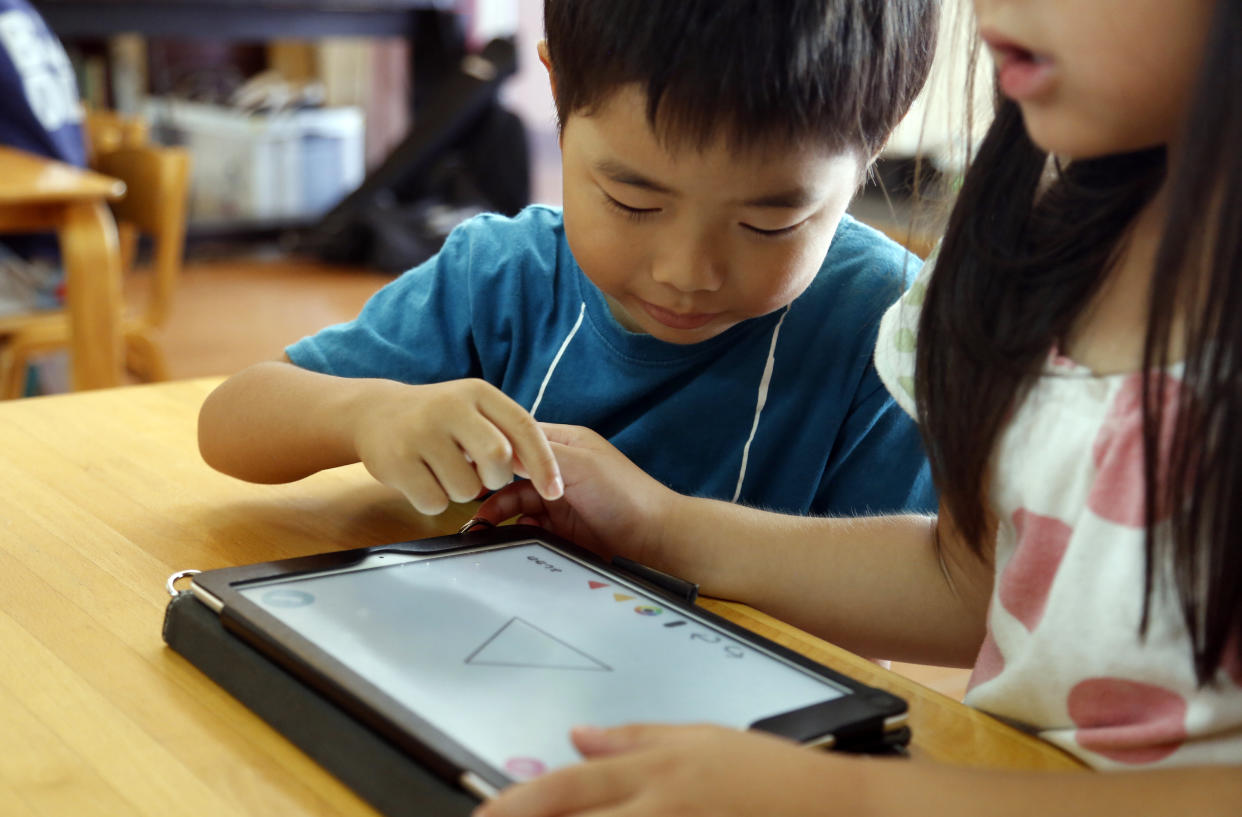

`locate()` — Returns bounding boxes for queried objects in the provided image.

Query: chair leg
[124,330,170,382]
[0,342,31,400]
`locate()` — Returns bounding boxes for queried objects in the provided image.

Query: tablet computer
[190,525,908,800]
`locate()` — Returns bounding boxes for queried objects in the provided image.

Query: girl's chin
[1021,109,1166,159]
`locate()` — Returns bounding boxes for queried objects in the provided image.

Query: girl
[471,0,1242,813]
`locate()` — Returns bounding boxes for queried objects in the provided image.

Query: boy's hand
[473,723,857,817]
[352,379,562,515]
[474,423,678,566]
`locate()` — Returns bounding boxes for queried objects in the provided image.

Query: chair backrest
[0,109,191,395]
[84,109,149,163]
[92,145,191,329]
[82,109,191,331]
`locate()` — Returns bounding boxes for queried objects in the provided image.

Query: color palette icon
[634,605,662,616]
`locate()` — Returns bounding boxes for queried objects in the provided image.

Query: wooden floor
[137,253,394,380]
[134,251,973,700]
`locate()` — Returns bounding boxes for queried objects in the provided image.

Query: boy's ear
[537,40,558,103]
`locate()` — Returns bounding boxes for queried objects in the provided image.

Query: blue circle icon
[262,588,315,608]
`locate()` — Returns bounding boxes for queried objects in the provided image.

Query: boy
[199,0,939,519]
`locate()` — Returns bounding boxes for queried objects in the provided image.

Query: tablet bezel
[191,525,908,797]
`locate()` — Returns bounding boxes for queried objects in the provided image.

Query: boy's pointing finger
[503,423,563,501]
[475,395,563,502]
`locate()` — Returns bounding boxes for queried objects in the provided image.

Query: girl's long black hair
[917,0,1242,682]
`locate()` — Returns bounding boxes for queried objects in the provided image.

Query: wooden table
[0,379,1081,816]
[0,146,126,391]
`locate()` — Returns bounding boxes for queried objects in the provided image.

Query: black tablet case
[164,577,912,817]
[162,590,477,817]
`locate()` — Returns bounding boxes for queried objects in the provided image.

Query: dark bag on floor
[307,102,530,274]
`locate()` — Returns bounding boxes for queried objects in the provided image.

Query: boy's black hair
[543,0,939,156]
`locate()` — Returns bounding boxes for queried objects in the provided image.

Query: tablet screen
[236,541,847,781]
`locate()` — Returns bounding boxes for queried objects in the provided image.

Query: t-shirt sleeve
[286,229,479,382]
[285,213,533,384]
[813,361,937,515]
[873,244,937,419]
[808,228,937,516]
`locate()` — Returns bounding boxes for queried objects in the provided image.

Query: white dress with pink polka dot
[874,258,1242,769]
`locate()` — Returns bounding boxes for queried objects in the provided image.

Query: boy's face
[559,84,865,345]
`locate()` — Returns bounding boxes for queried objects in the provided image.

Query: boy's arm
[198,359,563,515]
[199,212,572,512]
[198,358,394,483]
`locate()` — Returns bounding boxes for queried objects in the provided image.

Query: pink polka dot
[966,630,1004,693]
[1088,373,1188,528]
[999,509,1072,631]
[1067,677,1188,764]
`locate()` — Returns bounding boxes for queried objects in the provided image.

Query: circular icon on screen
[504,757,547,779]
[261,588,315,608]
[634,604,663,616]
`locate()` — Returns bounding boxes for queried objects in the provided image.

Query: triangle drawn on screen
[465,617,612,671]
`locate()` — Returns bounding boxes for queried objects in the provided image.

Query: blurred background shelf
[37,0,522,263]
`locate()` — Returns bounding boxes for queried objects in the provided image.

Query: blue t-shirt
[0,0,84,260]
[288,206,936,516]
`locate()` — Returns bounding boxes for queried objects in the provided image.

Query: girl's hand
[474,723,855,817]
[352,378,562,515]
[474,423,681,566]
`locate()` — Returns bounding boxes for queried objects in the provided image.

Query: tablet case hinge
[610,556,699,603]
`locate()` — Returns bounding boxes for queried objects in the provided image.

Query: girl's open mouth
[982,32,1056,101]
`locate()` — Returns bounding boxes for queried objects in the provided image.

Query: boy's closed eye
[601,189,808,238]
[601,190,662,222]
[741,217,808,238]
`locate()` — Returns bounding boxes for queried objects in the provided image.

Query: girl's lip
[979,28,1043,57]
[639,300,718,330]
[980,29,1056,101]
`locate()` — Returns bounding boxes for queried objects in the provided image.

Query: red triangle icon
[588,581,608,590]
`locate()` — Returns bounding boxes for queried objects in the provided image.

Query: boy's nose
[650,245,725,293]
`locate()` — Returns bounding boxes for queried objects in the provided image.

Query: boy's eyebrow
[594,159,675,194]
[737,188,818,209]
[594,158,817,209]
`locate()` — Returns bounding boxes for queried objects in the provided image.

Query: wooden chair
[0,111,190,397]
